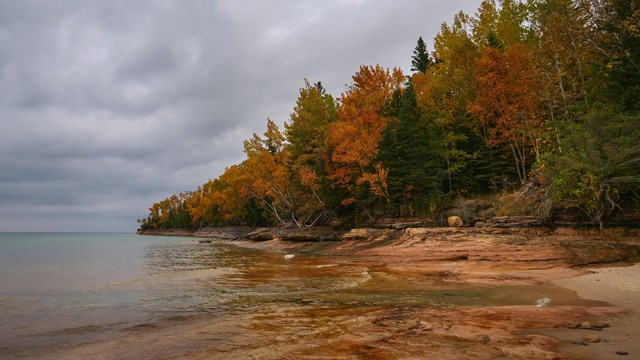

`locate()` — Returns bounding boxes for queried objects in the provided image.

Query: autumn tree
[328,65,405,214]
[141,192,193,230]
[469,44,545,183]
[242,119,295,225]
[139,0,640,232]
[528,0,593,150]
[428,12,497,193]
[286,81,337,172]
[580,0,640,111]
[471,0,531,48]
[285,80,338,224]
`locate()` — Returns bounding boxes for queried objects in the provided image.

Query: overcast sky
[0,0,481,232]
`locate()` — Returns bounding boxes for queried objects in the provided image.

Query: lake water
[0,232,598,359]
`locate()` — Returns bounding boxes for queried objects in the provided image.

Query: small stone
[583,334,601,343]
[566,320,580,329]
[616,351,629,356]
[580,321,592,328]
[572,340,588,346]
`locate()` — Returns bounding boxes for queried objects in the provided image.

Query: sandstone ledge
[139,225,640,273]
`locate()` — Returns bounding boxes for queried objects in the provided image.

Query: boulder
[342,228,370,240]
[583,334,601,343]
[580,321,592,328]
[448,216,464,227]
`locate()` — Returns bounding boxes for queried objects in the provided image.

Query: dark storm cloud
[0,0,481,232]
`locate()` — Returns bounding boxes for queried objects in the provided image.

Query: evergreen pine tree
[411,37,431,73]
[379,83,442,216]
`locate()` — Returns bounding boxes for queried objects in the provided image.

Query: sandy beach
[546,264,640,359]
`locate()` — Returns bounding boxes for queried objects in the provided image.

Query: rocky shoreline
[139,221,640,359]
[138,220,640,270]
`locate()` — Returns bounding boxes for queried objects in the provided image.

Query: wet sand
[547,264,640,359]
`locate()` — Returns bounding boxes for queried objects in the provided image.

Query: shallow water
[0,233,602,359]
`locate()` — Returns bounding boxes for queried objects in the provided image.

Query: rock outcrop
[247,227,344,242]
[193,227,253,239]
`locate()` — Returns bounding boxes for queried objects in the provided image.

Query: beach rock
[580,321,592,328]
[535,296,551,307]
[566,320,580,329]
[583,334,601,343]
[448,216,463,227]
[342,228,372,240]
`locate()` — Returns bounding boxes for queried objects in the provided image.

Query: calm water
[0,233,597,359]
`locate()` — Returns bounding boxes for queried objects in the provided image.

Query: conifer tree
[411,37,431,73]
[379,83,442,216]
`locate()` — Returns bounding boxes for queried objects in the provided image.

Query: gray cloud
[0,0,481,232]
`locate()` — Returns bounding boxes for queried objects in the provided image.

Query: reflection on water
[0,234,602,359]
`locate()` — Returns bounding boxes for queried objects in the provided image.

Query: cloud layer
[0,0,480,232]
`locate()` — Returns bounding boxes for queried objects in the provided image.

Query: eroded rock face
[274,227,343,242]
[247,228,276,241]
[194,227,252,239]
[247,227,344,242]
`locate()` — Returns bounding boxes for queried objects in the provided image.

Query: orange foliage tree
[468,44,546,182]
[328,65,404,206]
[285,81,338,223]
[242,118,294,225]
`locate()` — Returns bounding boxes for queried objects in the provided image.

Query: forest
[138,0,640,231]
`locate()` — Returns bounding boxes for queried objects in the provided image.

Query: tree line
[139,0,639,231]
